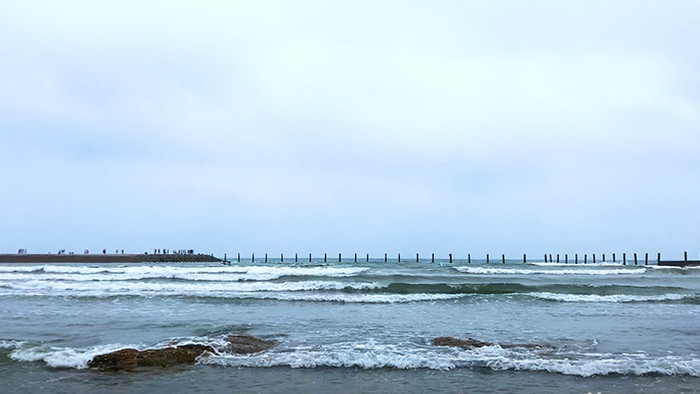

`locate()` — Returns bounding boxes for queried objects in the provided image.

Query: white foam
[529,262,625,267]
[0,272,262,282]
[0,265,370,282]
[454,267,646,275]
[0,340,25,349]
[0,282,463,302]
[250,293,467,303]
[200,342,700,377]
[478,350,700,377]
[10,343,132,369]
[650,265,700,271]
[0,266,46,273]
[9,339,700,377]
[0,280,383,296]
[201,341,460,370]
[530,292,694,303]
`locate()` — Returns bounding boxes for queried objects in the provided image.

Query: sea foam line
[454,267,647,275]
[9,343,133,369]
[0,265,371,282]
[529,292,695,303]
[0,284,465,302]
[200,343,700,377]
[0,280,383,294]
[528,262,626,267]
[8,339,700,377]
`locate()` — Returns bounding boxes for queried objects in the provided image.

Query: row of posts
[222,252,685,265]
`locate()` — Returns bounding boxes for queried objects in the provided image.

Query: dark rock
[222,334,276,354]
[89,344,214,371]
[89,334,276,372]
[431,336,549,350]
[431,337,492,349]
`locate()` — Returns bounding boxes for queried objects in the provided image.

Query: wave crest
[454,267,647,275]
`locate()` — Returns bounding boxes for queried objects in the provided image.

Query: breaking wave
[454,267,647,275]
[202,344,700,377]
[9,337,697,377]
[529,292,697,303]
[0,280,384,297]
[0,265,370,282]
[528,262,630,267]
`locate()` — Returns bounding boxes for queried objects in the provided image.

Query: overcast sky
[1,1,698,258]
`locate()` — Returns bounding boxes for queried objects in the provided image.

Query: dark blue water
[1,261,698,393]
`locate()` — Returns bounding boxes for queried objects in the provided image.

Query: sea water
[0,260,698,393]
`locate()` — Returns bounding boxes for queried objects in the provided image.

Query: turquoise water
[1,260,698,393]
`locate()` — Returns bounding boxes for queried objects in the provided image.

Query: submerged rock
[223,334,276,354]
[431,337,492,349]
[89,334,275,372]
[431,336,548,350]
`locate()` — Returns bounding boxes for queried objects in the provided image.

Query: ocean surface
[1,259,698,393]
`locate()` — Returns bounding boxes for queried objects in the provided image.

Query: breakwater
[224,251,697,266]
[0,253,220,264]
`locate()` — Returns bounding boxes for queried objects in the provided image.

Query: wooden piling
[468,254,471,264]
[549,254,553,263]
[385,253,387,263]
[584,254,587,264]
[252,253,255,263]
[432,253,435,263]
[324,253,327,263]
[355,253,357,263]
[575,254,578,265]
[544,254,546,262]
[281,253,283,263]
[557,254,560,263]
[416,253,419,263]
[449,253,452,264]
[502,254,505,264]
[265,253,268,263]
[613,253,616,263]
[309,253,312,263]
[623,253,626,266]
[224,253,227,262]
[565,254,568,264]
[295,253,298,263]
[487,254,490,264]
[523,254,526,264]
[366,253,369,262]
[657,252,661,264]
[602,253,606,262]
[685,251,688,262]
[645,253,648,265]
[237,253,240,263]
[398,253,401,263]
[634,253,637,265]
[593,254,596,264]
[339,253,342,263]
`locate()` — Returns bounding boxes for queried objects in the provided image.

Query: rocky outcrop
[89,334,275,371]
[89,344,214,371]
[222,334,275,354]
[431,336,548,350]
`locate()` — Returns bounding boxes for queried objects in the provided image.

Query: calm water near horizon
[1,260,698,393]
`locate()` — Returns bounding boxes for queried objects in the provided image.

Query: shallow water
[1,260,698,393]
